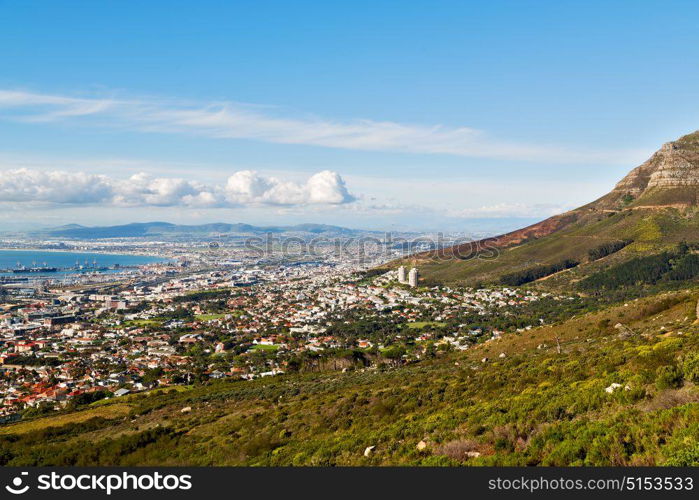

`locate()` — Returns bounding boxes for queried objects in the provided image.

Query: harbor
[2,259,112,274]
[0,250,167,278]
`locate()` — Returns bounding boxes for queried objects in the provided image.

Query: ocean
[0,249,166,277]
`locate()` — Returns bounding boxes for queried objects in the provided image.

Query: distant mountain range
[30,222,380,240]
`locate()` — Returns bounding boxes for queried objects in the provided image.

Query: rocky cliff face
[609,131,699,203]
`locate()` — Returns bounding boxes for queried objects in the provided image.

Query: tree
[141,367,164,385]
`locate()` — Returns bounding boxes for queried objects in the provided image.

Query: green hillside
[417,208,699,287]
[399,131,699,288]
[2,290,698,466]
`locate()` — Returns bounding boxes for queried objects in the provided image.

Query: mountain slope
[2,290,698,466]
[32,222,376,239]
[410,131,699,286]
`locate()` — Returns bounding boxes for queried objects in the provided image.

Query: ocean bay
[0,249,165,276]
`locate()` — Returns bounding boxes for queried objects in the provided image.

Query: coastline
[0,247,171,261]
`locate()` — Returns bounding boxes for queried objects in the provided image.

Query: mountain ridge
[25,221,384,239]
[403,130,699,286]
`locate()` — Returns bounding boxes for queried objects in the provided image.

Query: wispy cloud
[0,89,646,164]
[445,202,572,219]
[0,168,355,208]
[348,199,571,220]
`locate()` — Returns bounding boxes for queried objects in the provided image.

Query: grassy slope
[418,208,699,287]
[0,404,131,435]
[3,290,699,466]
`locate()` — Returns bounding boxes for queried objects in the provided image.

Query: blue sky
[0,0,698,232]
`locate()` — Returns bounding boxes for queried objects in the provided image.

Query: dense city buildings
[0,232,562,417]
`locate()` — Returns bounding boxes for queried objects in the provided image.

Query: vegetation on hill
[2,290,698,466]
[500,259,579,286]
[588,239,633,261]
[414,210,699,287]
[580,243,699,291]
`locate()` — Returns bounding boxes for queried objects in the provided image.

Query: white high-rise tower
[408,267,419,287]
[397,266,407,283]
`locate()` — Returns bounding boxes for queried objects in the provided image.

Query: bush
[67,390,111,409]
[655,365,683,390]
[664,443,699,466]
[434,439,480,460]
[681,353,699,383]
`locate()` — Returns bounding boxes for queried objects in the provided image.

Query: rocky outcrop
[611,131,699,199]
[647,149,699,189]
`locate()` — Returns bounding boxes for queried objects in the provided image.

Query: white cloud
[305,171,354,204]
[0,169,113,204]
[111,173,216,207]
[225,170,274,201]
[0,168,355,208]
[224,169,354,205]
[0,89,648,164]
[446,202,571,219]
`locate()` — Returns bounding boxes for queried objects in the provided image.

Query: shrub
[434,439,480,460]
[655,365,683,390]
[682,353,699,383]
[664,443,699,466]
